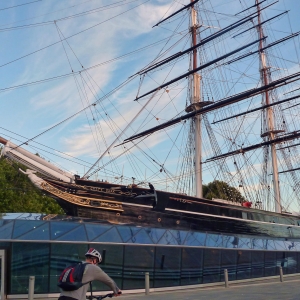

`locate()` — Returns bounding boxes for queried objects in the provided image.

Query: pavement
[119,276,300,300]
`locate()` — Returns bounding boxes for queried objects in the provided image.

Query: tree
[0,156,64,214]
[203,180,246,203]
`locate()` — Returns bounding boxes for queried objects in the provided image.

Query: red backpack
[58,262,90,291]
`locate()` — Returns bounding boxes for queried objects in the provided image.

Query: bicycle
[87,293,113,300]
[87,291,122,300]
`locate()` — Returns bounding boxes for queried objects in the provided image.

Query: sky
[1,0,300,205]
[0,0,177,176]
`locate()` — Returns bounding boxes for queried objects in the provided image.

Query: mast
[256,0,281,212]
[123,68,300,145]
[190,2,202,198]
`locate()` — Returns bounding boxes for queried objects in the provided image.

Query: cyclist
[58,248,121,300]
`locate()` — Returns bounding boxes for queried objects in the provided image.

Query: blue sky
[1,0,300,203]
[0,0,175,175]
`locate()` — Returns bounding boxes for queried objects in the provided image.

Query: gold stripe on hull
[41,182,124,212]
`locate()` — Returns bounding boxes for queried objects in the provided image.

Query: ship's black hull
[42,178,300,240]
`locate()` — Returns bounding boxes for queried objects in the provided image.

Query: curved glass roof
[0,213,298,251]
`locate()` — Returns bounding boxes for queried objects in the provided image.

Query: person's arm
[93,266,121,295]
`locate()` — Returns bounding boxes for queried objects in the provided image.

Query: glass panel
[223,236,238,249]
[12,220,45,239]
[276,251,287,275]
[89,244,123,292]
[2,213,23,220]
[49,243,87,292]
[85,224,112,241]
[168,230,188,245]
[15,213,44,220]
[0,221,13,239]
[206,234,222,248]
[237,237,251,249]
[264,251,276,276]
[55,225,87,241]
[285,252,297,274]
[92,227,122,243]
[274,240,287,251]
[294,242,300,251]
[147,228,166,244]
[16,223,50,241]
[154,247,181,288]
[251,238,264,250]
[126,229,154,244]
[251,251,264,278]
[50,222,81,240]
[236,250,251,280]
[221,249,237,281]
[184,232,206,246]
[10,242,50,294]
[286,241,296,251]
[123,246,154,289]
[117,226,142,243]
[297,252,300,273]
[158,231,182,245]
[0,242,10,249]
[181,248,203,285]
[203,249,221,283]
[265,240,276,250]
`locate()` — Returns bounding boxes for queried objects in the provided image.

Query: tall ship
[1,0,300,240]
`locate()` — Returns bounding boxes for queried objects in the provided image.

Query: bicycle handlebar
[86,292,122,300]
[87,293,114,300]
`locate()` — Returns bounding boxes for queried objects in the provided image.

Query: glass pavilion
[0,213,299,296]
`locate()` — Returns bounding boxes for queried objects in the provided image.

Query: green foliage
[203,180,246,203]
[0,157,64,214]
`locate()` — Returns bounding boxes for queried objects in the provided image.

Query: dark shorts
[58,296,78,300]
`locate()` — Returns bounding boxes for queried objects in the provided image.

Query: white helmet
[85,248,102,263]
